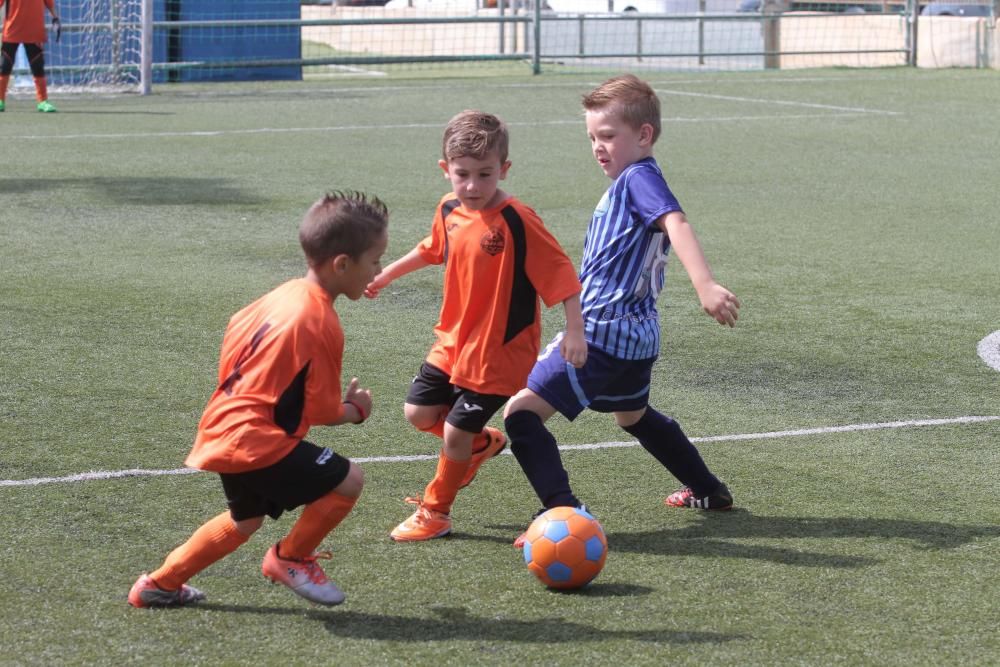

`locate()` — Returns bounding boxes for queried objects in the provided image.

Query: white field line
[2,415,997,488]
[29,70,972,101]
[5,110,893,141]
[655,88,901,116]
[5,84,899,141]
[977,330,1000,372]
[21,75,901,102]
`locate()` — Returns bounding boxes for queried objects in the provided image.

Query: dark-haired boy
[129,191,389,607]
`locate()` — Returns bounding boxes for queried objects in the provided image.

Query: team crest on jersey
[480,227,505,256]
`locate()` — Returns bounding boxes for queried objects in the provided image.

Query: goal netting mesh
[47,0,143,91]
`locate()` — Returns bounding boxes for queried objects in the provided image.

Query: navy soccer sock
[622,408,721,496]
[504,410,580,509]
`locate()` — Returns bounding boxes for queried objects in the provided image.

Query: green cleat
[0,100,5,112]
[37,100,57,113]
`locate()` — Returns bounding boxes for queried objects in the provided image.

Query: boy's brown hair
[582,74,662,145]
[441,110,509,163]
[299,191,388,266]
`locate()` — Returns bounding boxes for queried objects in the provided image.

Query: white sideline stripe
[40,72,963,101]
[2,415,997,488]
[977,330,1000,372]
[656,88,900,115]
[5,110,892,141]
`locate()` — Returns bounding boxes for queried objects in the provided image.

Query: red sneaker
[665,483,734,510]
[128,574,205,608]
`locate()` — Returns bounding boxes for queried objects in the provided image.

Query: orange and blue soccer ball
[522,506,607,589]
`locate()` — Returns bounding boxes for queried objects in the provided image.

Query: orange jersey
[417,194,581,396]
[1,0,55,44]
[185,279,347,473]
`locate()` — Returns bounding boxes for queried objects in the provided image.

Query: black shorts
[406,362,509,433]
[219,440,350,521]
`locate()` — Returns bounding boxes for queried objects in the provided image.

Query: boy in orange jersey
[0,0,60,112]
[128,191,388,608]
[365,110,587,542]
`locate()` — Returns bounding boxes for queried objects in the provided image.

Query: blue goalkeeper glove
[52,17,61,42]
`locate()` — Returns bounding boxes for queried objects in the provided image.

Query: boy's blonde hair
[582,74,661,145]
[442,110,509,163]
[299,191,388,266]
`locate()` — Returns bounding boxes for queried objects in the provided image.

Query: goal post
[39,0,302,94]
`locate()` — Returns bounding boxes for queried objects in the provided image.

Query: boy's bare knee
[404,403,444,431]
[614,408,646,428]
[504,389,555,421]
[233,515,264,536]
[335,462,365,499]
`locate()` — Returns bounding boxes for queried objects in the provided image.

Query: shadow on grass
[607,509,1000,566]
[447,531,520,546]
[0,177,263,206]
[199,603,744,644]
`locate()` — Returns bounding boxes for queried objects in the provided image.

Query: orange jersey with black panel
[2,0,55,43]
[185,279,346,473]
[417,194,581,396]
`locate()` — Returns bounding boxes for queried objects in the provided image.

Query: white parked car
[384,0,483,8]
[545,0,738,12]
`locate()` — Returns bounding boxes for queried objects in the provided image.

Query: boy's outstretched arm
[364,246,430,298]
[559,293,587,368]
[660,212,741,327]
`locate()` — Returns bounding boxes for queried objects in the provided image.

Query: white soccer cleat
[261,544,345,606]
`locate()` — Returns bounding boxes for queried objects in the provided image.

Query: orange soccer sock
[33,76,48,103]
[421,451,470,514]
[279,491,358,560]
[149,512,249,591]
[0,75,10,102]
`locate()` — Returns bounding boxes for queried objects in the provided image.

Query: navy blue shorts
[527,334,654,421]
[406,362,509,433]
[219,440,350,521]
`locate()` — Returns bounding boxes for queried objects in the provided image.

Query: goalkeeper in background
[0,0,61,112]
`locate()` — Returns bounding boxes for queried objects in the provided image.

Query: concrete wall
[916,16,998,68]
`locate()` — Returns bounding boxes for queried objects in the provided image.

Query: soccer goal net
[45,0,146,91]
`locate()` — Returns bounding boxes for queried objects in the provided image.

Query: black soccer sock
[505,410,580,509]
[622,408,720,496]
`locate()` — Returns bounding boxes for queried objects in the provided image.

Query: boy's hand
[364,272,389,299]
[699,283,741,327]
[343,377,373,424]
[560,330,588,368]
[52,17,61,42]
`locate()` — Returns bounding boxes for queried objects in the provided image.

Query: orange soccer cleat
[261,544,345,606]
[458,426,507,488]
[128,574,205,608]
[389,497,452,542]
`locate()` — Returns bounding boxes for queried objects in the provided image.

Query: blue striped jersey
[579,157,682,360]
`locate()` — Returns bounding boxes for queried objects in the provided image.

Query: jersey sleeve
[519,205,582,308]
[415,196,453,265]
[627,167,683,229]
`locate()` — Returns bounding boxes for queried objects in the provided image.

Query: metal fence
[13,0,999,92]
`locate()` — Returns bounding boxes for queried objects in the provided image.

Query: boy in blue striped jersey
[505,74,742,544]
